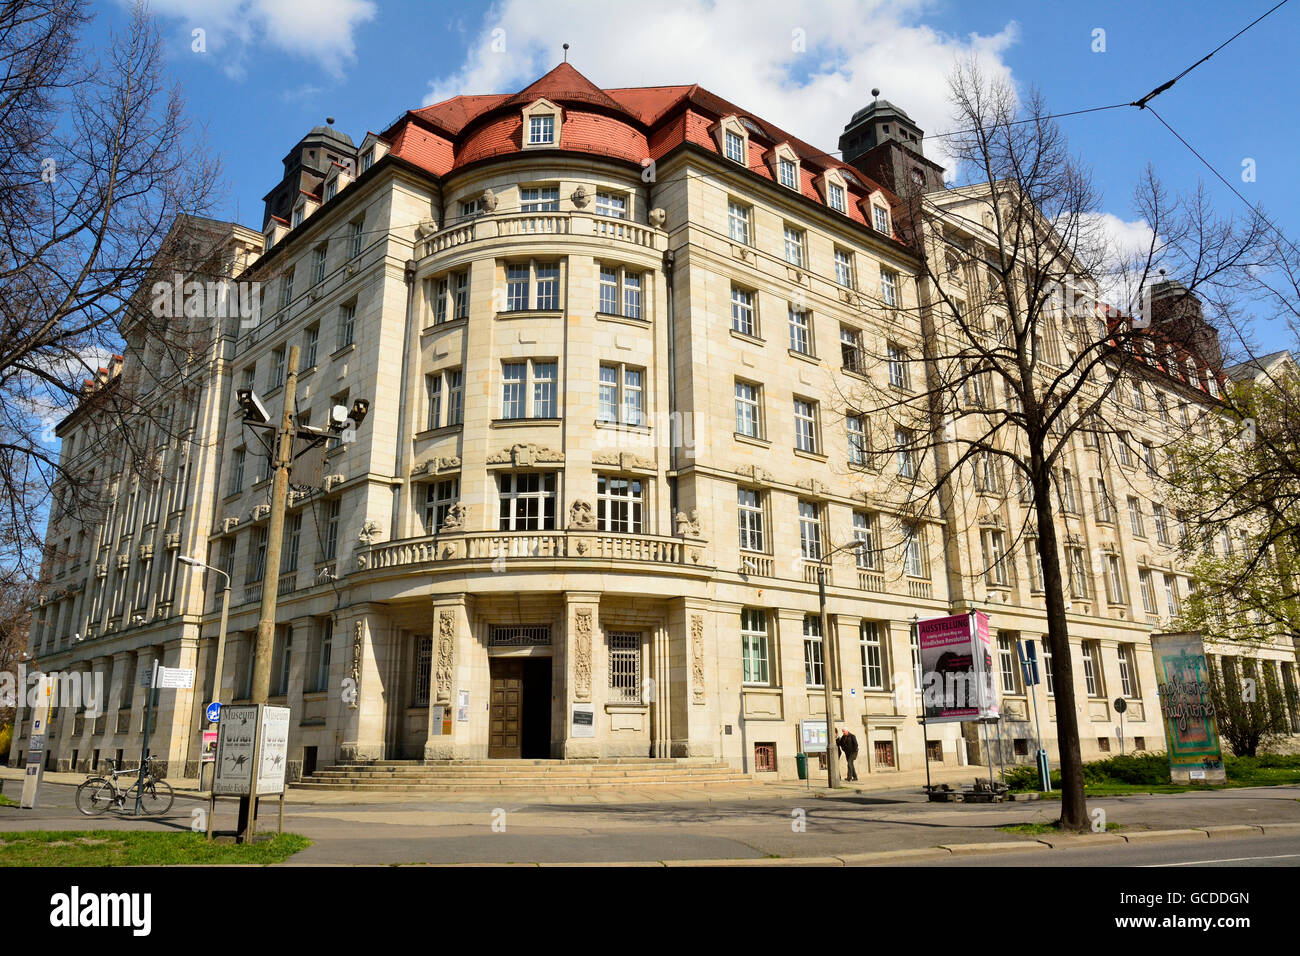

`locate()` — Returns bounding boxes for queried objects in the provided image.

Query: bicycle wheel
[134,778,174,816]
[75,778,117,816]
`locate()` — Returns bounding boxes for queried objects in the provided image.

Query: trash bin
[795,752,808,780]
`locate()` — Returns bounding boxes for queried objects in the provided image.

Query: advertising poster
[212,704,258,795]
[256,706,291,795]
[201,730,218,763]
[800,719,828,753]
[1151,632,1225,783]
[918,611,998,722]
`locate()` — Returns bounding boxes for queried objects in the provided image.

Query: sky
[89,0,1299,353]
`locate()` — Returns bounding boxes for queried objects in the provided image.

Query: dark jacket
[837,732,859,758]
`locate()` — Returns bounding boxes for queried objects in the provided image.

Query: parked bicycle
[75,754,175,816]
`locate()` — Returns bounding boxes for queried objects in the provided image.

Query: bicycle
[75,754,175,816]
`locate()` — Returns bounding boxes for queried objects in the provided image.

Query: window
[1093,478,1115,523]
[974,451,1001,494]
[312,245,327,285]
[1061,468,1079,513]
[982,528,1009,587]
[903,522,927,577]
[520,186,559,211]
[737,488,765,552]
[731,286,756,335]
[783,225,805,267]
[324,180,337,202]
[497,472,557,531]
[1117,435,1133,467]
[803,615,824,688]
[853,511,878,569]
[741,608,770,685]
[724,129,745,164]
[1104,553,1126,604]
[309,618,332,693]
[1067,546,1089,598]
[798,500,823,561]
[425,375,442,431]
[608,632,640,702]
[323,498,340,560]
[424,478,460,534]
[505,260,561,310]
[734,380,762,438]
[1139,568,1157,614]
[445,369,464,426]
[248,526,268,583]
[598,265,642,318]
[361,150,374,172]
[841,325,864,373]
[282,513,302,573]
[527,114,555,145]
[304,324,319,368]
[778,157,799,190]
[727,200,752,245]
[846,414,867,465]
[793,398,819,453]
[1128,497,1145,537]
[1041,639,1055,695]
[595,191,627,219]
[998,634,1020,694]
[1117,644,1137,697]
[887,343,909,389]
[500,359,557,419]
[1163,573,1180,617]
[270,627,291,697]
[895,427,915,478]
[280,269,294,309]
[860,621,885,690]
[598,363,645,426]
[1153,503,1170,545]
[872,205,890,234]
[338,301,356,348]
[1142,441,1158,477]
[597,475,643,533]
[229,449,245,496]
[1082,641,1103,697]
[412,635,432,706]
[834,248,854,288]
[1130,380,1146,412]
[788,306,812,355]
[429,270,469,324]
[269,347,285,390]
[459,198,482,219]
[880,268,899,307]
[292,206,304,228]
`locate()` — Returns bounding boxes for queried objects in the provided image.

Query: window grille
[414,636,432,706]
[608,631,642,701]
[489,625,552,646]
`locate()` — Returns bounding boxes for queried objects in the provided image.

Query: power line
[1132,0,1291,109]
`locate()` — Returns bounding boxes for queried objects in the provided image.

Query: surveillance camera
[350,398,370,425]
[236,387,270,424]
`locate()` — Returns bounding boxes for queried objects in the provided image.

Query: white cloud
[140,0,376,79]
[422,0,1021,177]
[1082,211,1160,309]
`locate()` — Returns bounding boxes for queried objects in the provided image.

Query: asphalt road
[4,780,1299,865]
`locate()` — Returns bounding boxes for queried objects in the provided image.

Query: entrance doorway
[488,658,552,758]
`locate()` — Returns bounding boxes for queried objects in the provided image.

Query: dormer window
[828,182,846,213]
[522,99,562,150]
[324,180,337,202]
[529,114,555,145]
[778,158,798,189]
[292,206,304,228]
[872,205,890,234]
[361,150,374,172]
[725,130,745,164]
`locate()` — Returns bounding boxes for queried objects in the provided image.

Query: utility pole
[816,566,839,790]
[237,345,300,839]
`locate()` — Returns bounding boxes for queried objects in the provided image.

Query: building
[12,65,1299,781]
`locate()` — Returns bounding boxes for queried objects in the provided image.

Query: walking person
[837,727,860,782]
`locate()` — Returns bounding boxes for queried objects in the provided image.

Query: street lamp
[179,555,230,791]
[813,537,869,791]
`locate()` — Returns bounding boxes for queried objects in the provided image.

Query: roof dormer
[713,115,750,166]
[521,98,562,149]
[357,132,390,173]
[815,167,849,214]
[323,162,353,203]
[767,142,801,192]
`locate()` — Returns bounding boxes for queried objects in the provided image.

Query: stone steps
[294,757,751,792]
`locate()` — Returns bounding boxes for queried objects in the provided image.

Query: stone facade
[12,66,1299,783]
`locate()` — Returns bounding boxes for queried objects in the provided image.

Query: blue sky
[91,0,1298,352]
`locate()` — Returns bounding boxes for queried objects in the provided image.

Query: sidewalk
[1,762,987,805]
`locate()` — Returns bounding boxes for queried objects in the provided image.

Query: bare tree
[843,59,1269,830]
[0,1,223,581]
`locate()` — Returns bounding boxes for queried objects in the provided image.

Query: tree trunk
[1031,452,1089,830]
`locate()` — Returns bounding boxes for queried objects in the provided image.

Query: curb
[1120,828,1208,844]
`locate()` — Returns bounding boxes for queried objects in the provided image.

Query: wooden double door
[488,658,552,758]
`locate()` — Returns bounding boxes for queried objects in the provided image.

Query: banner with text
[1151,632,1225,783]
[918,611,998,723]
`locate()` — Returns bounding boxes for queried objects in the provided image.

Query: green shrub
[0,723,11,761]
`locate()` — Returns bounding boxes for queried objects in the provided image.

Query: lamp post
[179,555,230,791]
[233,347,369,839]
[814,537,869,791]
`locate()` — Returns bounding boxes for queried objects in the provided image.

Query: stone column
[155,633,200,778]
[667,598,717,758]
[103,651,135,758]
[335,605,392,763]
[52,662,85,771]
[561,592,600,759]
[425,595,471,761]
